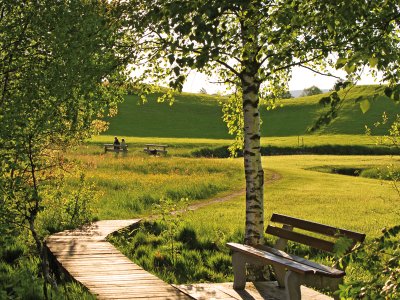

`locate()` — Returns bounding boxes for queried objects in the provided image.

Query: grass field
[69,151,245,219]
[186,155,400,239]
[97,150,399,287]
[78,151,399,237]
[65,85,400,293]
[103,85,400,138]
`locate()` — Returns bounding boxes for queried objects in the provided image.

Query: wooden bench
[144,144,168,155]
[227,213,366,300]
[104,144,128,153]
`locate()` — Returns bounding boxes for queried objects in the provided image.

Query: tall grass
[0,236,94,299]
[68,152,244,219]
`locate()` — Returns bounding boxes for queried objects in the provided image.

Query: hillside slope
[103,85,399,138]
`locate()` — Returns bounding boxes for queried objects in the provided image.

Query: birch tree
[125,0,400,246]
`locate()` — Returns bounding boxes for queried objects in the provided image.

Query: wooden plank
[46,219,192,299]
[266,225,335,252]
[270,214,366,242]
[227,242,334,276]
[176,282,334,300]
[255,245,344,277]
[75,275,163,281]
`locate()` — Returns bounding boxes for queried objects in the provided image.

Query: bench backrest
[266,214,366,253]
[145,144,168,148]
[104,144,127,150]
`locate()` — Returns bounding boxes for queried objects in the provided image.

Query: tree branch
[299,64,343,80]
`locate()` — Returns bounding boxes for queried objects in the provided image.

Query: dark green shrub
[338,225,400,299]
[1,243,24,264]
[206,252,232,274]
[191,145,400,158]
[177,227,199,249]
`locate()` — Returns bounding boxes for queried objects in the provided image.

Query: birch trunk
[242,69,264,246]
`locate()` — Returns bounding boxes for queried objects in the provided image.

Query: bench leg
[273,265,286,288]
[304,275,342,300]
[232,252,246,290]
[326,277,342,300]
[285,270,303,300]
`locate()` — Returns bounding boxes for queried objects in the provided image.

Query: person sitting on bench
[120,138,127,151]
[113,136,120,150]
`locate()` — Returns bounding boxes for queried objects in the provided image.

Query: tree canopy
[125,0,399,245]
[0,1,128,297]
[301,86,323,97]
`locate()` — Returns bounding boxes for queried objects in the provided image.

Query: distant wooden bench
[104,144,128,153]
[227,213,366,300]
[144,144,168,156]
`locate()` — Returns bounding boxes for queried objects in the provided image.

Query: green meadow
[89,151,399,286]
[104,85,399,138]
[76,150,399,238]
[62,86,399,291]
[24,85,396,295]
[83,84,400,236]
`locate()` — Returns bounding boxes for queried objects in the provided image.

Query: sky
[182,66,382,95]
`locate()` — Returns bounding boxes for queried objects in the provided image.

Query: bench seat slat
[255,245,344,277]
[227,243,343,278]
[271,214,366,242]
[266,225,335,252]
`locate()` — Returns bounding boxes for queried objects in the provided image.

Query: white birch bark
[242,70,264,246]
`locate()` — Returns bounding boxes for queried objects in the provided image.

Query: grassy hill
[103,85,399,138]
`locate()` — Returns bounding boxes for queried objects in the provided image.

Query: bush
[191,145,400,158]
[338,225,400,299]
[38,174,97,234]
[301,85,323,96]
[206,252,232,275]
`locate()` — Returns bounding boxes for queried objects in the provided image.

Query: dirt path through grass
[175,170,282,214]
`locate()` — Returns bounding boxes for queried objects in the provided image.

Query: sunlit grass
[102,85,399,139]
[69,140,399,236]
[82,134,388,157]
[106,152,399,287]
[181,155,400,240]
[70,153,244,219]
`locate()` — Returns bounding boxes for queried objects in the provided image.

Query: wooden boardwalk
[46,219,192,299]
[176,282,332,300]
[46,219,333,300]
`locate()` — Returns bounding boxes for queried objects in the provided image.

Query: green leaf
[336,57,347,69]
[368,57,378,68]
[319,96,331,106]
[344,63,356,74]
[168,54,175,65]
[384,87,393,98]
[333,236,354,257]
[359,99,370,114]
[392,90,400,102]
